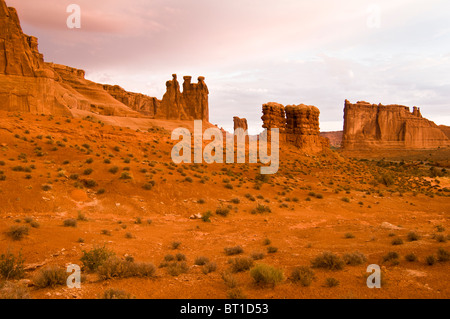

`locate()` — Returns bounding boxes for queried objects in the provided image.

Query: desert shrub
[222,272,238,288]
[82,179,97,188]
[379,174,394,186]
[426,255,436,266]
[251,252,265,260]
[34,266,67,288]
[341,197,350,203]
[63,219,77,227]
[315,193,324,199]
[0,251,25,280]
[216,207,230,217]
[250,264,284,286]
[201,211,212,223]
[434,234,447,243]
[101,229,111,236]
[86,158,93,164]
[343,251,367,266]
[109,166,119,174]
[97,257,156,280]
[231,198,240,204]
[325,277,340,287]
[194,256,209,266]
[437,248,450,262]
[224,246,244,256]
[80,246,115,271]
[227,287,246,299]
[290,266,315,287]
[176,253,186,261]
[267,246,278,254]
[5,225,29,241]
[407,231,420,242]
[167,261,189,276]
[230,257,254,273]
[119,172,132,180]
[0,282,30,299]
[171,241,181,250]
[83,168,93,175]
[69,174,79,180]
[77,212,88,221]
[344,233,355,239]
[251,204,271,214]
[262,238,271,246]
[41,185,52,191]
[102,288,133,299]
[405,253,418,262]
[202,262,217,274]
[391,238,404,245]
[382,252,399,263]
[311,252,345,271]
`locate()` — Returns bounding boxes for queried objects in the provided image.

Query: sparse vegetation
[250,264,284,287]
[311,252,344,271]
[290,266,315,287]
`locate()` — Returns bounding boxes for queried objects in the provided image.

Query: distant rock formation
[156,74,209,121]
[103,84,160,117]
[0,0,209,121]
[320,131,343,148]
[342,100,450,150]
[233,117,248,132]
[261,102,328,152]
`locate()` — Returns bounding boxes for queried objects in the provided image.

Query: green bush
[0,251,25,280]
[80,246,115,271]
[250,264,284,286]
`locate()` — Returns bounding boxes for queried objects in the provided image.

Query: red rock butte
[342,100,450,150]
[0,0,208,121]
[262,102,329,152]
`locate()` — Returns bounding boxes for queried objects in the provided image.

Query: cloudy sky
[7,0,450,133]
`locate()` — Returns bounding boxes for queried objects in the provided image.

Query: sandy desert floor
[0,111,449,299]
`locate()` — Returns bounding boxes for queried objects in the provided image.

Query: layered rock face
[320,131,343,148]
[261,102,328,152]
[156,74,209,121]
[0,1,209,121]
[0,0,138,117]
[342,100,450,150]
[103,84,160,117]
[261,102,286,132]
[233,117,248,132]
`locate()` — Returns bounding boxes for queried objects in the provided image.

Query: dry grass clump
[33,266,67,288]
[290,266,315,287]
[5,225,29,241]
[311,252,345,271]
[224,246,244,256]
[97,257,156,280]
[250,264,284,287]
[230,257,254,273]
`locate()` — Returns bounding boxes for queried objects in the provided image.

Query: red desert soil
[0,111,449,299]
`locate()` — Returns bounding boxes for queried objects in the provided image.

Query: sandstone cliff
[233,117,248,132]
[320,131,343,148]
[342,100,450,150]
[261,102,328,152]
[0,0,209,121]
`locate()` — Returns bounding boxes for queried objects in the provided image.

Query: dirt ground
[0,111,449,299]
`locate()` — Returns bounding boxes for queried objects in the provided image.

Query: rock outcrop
[0,0,138,117]
[261,102,328,152]
[0,0,209,121]
[320,131,343,148]
[156,74,209,121]
[233,117,248,132]
[103,84,160,117]
[342,100,450,150]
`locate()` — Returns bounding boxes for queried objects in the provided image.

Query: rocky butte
[261,102,329,152]
[233,116,248,132]
[0,0,209,121]
[342,100,450,150]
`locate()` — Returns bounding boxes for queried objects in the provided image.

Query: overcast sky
[7,0,450,133]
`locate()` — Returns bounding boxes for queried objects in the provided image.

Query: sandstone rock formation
[0,0,209,121]
[320,131,343,148]
[156,74,209,121]
[342,100,450,150]
[103,84,160,117]
[261,102,328,152]
[261,102,286,133]
[233,117,248,132]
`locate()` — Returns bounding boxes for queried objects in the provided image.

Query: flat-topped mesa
[233,116,248,132]
[261,102,328,152]
[103,84,160,117]
[261,102,286,132]
[156,74,209,121]
[342,100,450,150]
